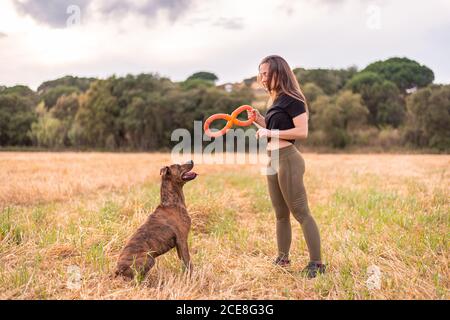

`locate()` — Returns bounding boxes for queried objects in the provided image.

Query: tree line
[295,57,448,150]
[0,57,448,151]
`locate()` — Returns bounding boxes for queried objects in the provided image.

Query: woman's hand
[256,128,277,139]
[247,108,261,121]
[247,108,266,128]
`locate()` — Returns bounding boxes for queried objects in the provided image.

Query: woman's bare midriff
[266,138,293,151]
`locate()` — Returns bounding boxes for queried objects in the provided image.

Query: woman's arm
[276,113,308,140]
[254,113,266,128]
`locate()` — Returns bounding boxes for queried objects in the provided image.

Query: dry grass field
[0,151,448,299]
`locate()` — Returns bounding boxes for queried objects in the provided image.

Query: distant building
[225,83,233,93]
[217,82,246,92]
[406,86,418,94]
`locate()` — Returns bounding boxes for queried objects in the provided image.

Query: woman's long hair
[258,55,309,115]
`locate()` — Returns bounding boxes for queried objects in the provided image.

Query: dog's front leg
[176,237,193,273]
[175,245,182,260]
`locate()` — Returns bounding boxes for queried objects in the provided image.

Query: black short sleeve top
[265,93,307,144]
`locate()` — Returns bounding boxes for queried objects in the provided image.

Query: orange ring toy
[204,105,256,138]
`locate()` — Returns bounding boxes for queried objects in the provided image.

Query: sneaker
[273,256,291,267]
[301,261,326,278]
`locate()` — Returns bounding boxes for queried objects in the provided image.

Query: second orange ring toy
[203,105,256,138]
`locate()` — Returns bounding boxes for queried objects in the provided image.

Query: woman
[249,55,325,278]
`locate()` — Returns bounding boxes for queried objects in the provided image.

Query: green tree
[293,67,358,95]
[363,57,434,91]
[73,79,120,149]
[346,71,383,91]
[311,95,347,148]
[375,81,406,127]
[243,76,257,87]
[49,93,80,146]
[186,71,218,83]
[111,74,175,149]
[347,72,405,127]
[1,85,37,99]
[40,85,80,109]
[29,103,64,148]
[404,85,450,150]
[121,95,164,150]
[311,90,368,148]
[38,76,95,94]
[303,82,325,104]
[302,83,325,132]
[180,79,215,90]
[336,90,370,131]
[51,93,79,121]
[0,86,37,146]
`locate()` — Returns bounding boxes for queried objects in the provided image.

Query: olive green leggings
[267,145,322,263]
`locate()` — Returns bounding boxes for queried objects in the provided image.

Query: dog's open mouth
[182,170,197,181]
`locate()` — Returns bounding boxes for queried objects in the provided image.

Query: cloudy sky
[0,0,449,90]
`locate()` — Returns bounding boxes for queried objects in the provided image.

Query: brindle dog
[115,160,197,279]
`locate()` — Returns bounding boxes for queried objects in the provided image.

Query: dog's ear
[160,166,170,176]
